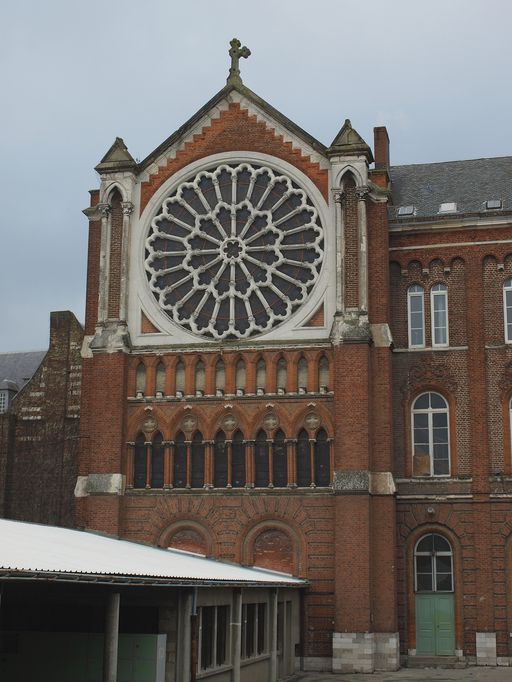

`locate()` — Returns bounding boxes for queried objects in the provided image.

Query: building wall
[76,86,512,669]
[0,311,83,526]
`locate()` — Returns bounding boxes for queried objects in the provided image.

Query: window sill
[394,346,468,353]
[126,486,333,494]
[197,663,232,679]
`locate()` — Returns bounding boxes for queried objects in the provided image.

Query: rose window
[144,163,324,339]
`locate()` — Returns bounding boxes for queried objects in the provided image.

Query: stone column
[269,589,278,682]
[103,592,120,682]
[231,589,242,682]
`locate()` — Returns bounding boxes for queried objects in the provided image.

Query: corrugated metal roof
[0,351,46,391]
[389,156,512,220]
[0,520,304,586]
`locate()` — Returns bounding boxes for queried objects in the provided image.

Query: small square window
[398,205,415,216]
[485,199,502,210]
[438,202,457,213]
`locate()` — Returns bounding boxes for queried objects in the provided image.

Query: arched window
[314,429,330,486]
[136,363,146,395]
[151,432,164,488]
[215,359,226,392]
[318,355,329,391]
[155,361,166,395]
[412,392,450,476]
[276,358,287,392]
[254,430,269,488]
[213,431,227,488]
[173,431,187,488]
[134,434,146,488]
[408,284,425,348]
[175,360,185,394]
[232,430,246,488]
[235,359,246,392]
[191,432,205,488]
[415,534,453,592]
[296,429,311,487]
[503,279,512,343]
[195,360,205,393]
[256,358,266,393]
[297,357,308,392]
[272,429,287,487]
[431,283,449,347]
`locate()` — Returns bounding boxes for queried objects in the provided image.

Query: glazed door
[416,593,454,656]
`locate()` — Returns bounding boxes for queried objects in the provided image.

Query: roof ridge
[391,155,512,170]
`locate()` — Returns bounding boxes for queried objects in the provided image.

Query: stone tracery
[145,163,324,339]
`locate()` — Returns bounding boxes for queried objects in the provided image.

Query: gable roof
[0,519,306,588]
[0,351,46,392]
[138,82,327,172]
[389,156,512,220]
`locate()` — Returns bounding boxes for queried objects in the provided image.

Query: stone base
[476,632,497,666]
[332,632,400,673]
[301,656,332,672]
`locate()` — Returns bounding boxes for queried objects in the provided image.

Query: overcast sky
[1,0,511,352]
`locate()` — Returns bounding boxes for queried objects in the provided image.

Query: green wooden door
[416,594,454,655]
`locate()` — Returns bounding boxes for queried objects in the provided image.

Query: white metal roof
[0,519,304,586]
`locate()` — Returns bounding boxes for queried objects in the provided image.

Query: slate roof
[389,156,512,221]
[0,519,306,587]
[0,351,46,391]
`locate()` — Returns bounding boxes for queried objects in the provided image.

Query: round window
[144,163,324,339]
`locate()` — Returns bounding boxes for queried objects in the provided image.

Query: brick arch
[402,523,464,654]
[158,518,213,556]
[290,403,334,437]
[127,404,169,440]
[166,404,210,440]
[206,404,253,440]
[406,259,424,274]
[241,518,306,577]
[249,404,293,438]
[404,387,458,478]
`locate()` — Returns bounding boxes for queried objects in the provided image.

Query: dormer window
[438,202,457,214]
[485,199,502,210]
[398,205,415,217]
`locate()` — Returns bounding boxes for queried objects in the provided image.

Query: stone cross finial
[227,38,251,85]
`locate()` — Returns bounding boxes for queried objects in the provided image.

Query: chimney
[374,126,390,170]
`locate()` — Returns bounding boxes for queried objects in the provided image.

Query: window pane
[257,603,266,654]
[254,432,269,487]
[436,554,452,572]
[200,607,214,670]
[245,604,256,658]
[216,606,228,666]
[314,429,330,486]
[413,412,428,428]
[416,573,433,592]
[417,535,433,553]
[416,555,433,573]
[414,394,430,410]
[151,435,164,488]
[436,573,453,591]
[433,457,450,476]
[134,437,147,489]
[433,535,451,552]
[231,432,246,488]
[191,434,205,488]
[272,431,287,487]
[214,433,228,488]
[296,431,311,486]
[173,434,187,488]
[430,393,447,409]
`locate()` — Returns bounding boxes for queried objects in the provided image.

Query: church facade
[75,41,512,673]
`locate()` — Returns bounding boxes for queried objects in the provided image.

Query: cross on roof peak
[227,38,251,86]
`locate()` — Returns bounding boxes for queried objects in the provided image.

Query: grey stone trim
[476,632,497,666]
[330,311,371,345]
[333,470,396,495]
[74,473,125,497]
[90,321,132,353]
[371,323,393,347]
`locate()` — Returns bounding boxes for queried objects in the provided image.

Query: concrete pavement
[292,669,512,682]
